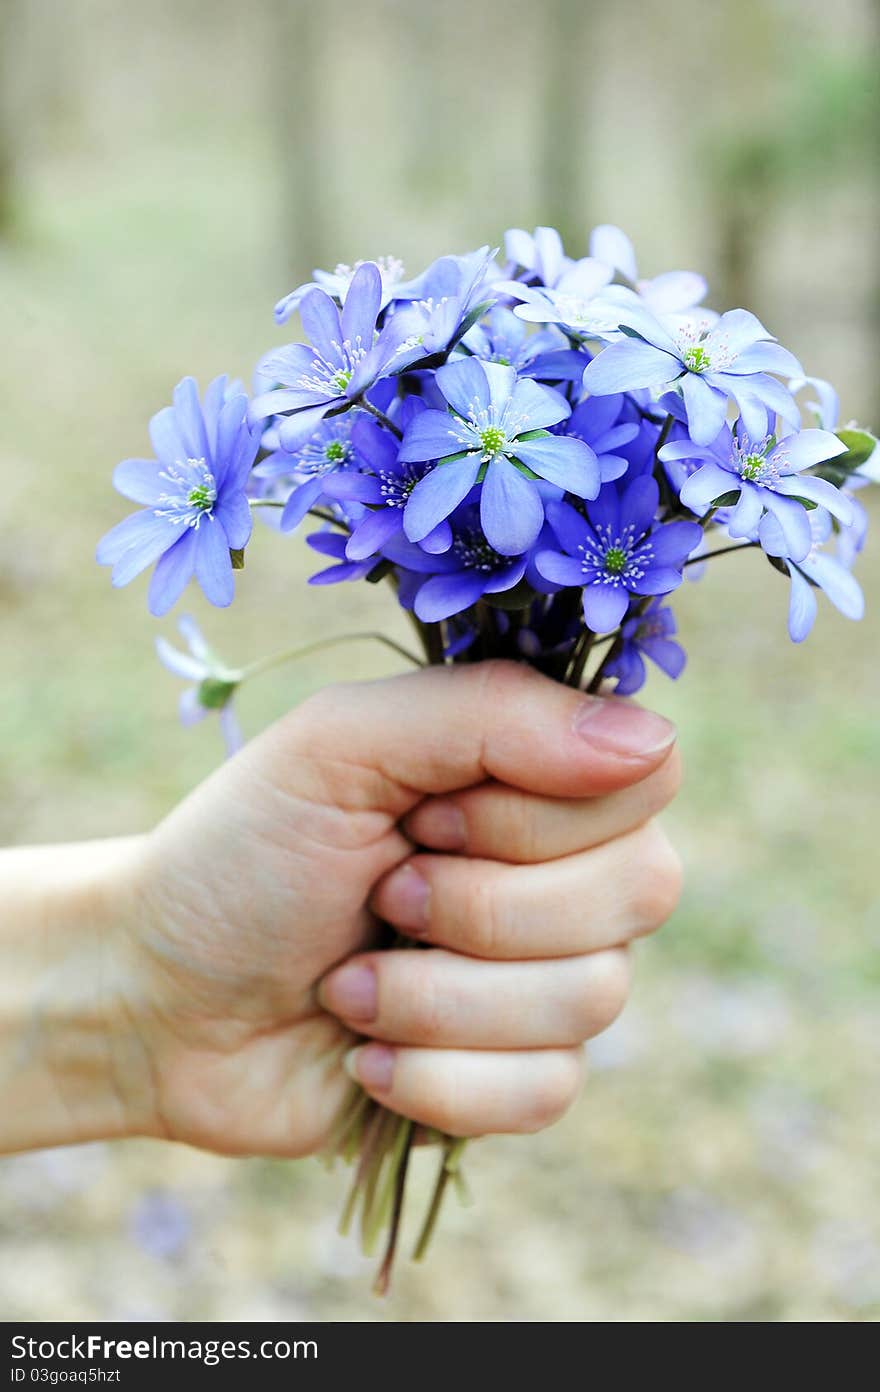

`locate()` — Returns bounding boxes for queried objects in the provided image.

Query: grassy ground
[1,138,878,1323]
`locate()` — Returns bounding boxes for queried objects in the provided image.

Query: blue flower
[603,599,686,695]
[155,615,243,755]
[667,423,852,562]
[583,305,804,445]
[588,224,709,319]
[399,357,600,556]
[561,394,640,483]
[458,306,583,383]
[273,255,410,325]
[252,416,365,532]
[250,262,408,450]
[387,248,501,367]
[536,476,701,631]
[403,505,529,622]
[305,528,383,585]
[758,508,864,642]
[97,377,257,616]
[342,408,454,561]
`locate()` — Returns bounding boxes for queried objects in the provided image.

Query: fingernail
[380,862,431,932]
[323,963,377,1022]
[573,697,676,758]
[344,1043,395,1092]
[414,800,467,850]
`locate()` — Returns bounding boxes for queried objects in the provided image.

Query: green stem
[412,1138,467,1263]
[240,630,424,683]
[374,1126,415,1297]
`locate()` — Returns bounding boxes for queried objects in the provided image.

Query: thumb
[250,660,677,818]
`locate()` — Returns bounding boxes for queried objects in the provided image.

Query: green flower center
[325,440,347,462]
[480,424,507,457]
[187,484,215,511]
[683,345,711,374]
[604,546,627,575]
[740,453,765,481]
[332,369,352,393]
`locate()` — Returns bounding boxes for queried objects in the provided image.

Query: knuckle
[630,823,683,931]
[520,1051,584,1133]
[467,874,506,958]
[580,949,631,1036]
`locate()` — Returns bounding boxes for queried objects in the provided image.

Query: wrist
[0,836,156,1152]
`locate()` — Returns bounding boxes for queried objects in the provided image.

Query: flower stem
[357,399,403,440]
[412,1138,468,1263]
[240,630,424,684]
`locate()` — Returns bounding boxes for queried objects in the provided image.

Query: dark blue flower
[536,476,701,631]
[407,506,528,622]
[758,507,864,642]
[562,394,640,483]
[603,599,686,695]
[97,377,257,616]
[342,408,454,561]
[399,357,600,556]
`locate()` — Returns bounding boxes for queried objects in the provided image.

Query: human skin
[0,661,682,1158]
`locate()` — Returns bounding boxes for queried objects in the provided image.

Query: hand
[111,661,682,1157]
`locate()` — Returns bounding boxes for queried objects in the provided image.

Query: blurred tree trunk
[270,0,326,277]
[539,0,591,249]
[0,0,19,236]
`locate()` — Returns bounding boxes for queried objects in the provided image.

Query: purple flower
[758,508,864,642]
[407,506,528,622]
[97,377,257,617]
[250,263,407,450]
[155,614,243,756]
[667,424,852,562]
[458,306,583,383]
[536,476,701,631]
[253,416,371,532]
[342,410,453,561]
[305,528,382,585]
[583,306,803,445]
[562,394,639,483]
[400,357,600,556]
[603,599,686,695]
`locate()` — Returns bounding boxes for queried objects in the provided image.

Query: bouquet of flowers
[98,224,876,1291]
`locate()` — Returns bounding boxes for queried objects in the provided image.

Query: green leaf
[710,491,741,508]
[365,559,394,585]
[197,677,238,710]
[230,548,246,570]
[813,427,878,486]
[618,324,642,339]
[484,579,538,611]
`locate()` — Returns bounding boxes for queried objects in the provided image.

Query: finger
[343,1043,585,1136]
[257,661,676,819]
[319,946,630,1048]
[403,746,682,863]
[370,821,682,958]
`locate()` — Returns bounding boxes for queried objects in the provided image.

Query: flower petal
[148,528,198,617]
[776,474,854,526]
[404,455,481,541]
[787,565,818,643]
[341,262,382,345]
[582,583,629,632]
[112,459,164,505]
[534,551,586,586]
[194,517,235,608]
[399,409,468,464]
[582,340,680,395]
[414,570,487,623]
[436,357,492,418]
[681,371,729,446]
[298,287,343,362]
[480,459,544,555]
[513,435,600,498]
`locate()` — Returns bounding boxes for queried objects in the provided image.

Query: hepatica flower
[537,477,701,631]
[155,614,243,755]
[603,599,687,696]
[400,357,600,554]
[97,376,257,616]
[584,306,803,445]
[254,417,361,531]
[667,424,852,562]
[273,255,409,325]
[251,262,405,450]
[758,508,864,642]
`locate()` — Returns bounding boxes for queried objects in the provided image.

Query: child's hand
[116,661,681,1157]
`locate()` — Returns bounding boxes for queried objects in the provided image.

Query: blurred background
[1,0,879,1322]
